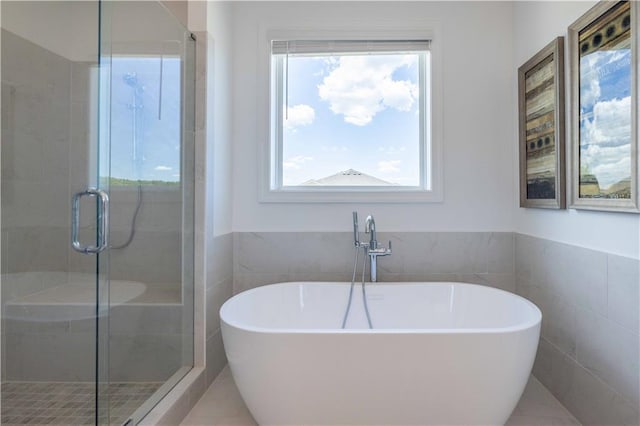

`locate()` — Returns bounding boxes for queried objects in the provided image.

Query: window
[108,55,182,187]
[264,38,441,202]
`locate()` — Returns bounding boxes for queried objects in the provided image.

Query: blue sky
[282,53,422,186]
[579,41,631,190]
[108,53,422,185]
[110,56,181,182]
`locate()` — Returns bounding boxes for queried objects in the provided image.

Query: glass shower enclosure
[1,1,195,424]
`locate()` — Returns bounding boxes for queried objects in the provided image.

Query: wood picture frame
[518,37,566,209]
[568,0,639,212]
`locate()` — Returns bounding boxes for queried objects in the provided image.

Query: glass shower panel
[99,2,195,424]
[1,1,105,424]
[1,1,194,424]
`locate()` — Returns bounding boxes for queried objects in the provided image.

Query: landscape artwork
[578,1,632,200]
[518,37,565,209]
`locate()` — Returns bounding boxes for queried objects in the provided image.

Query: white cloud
[283,155,313,170]
[583,96,631,146]
[580,50,630,110]
[580,54,602,110]
[318,55,418,126]
[154,165,172,171]
[581,96,631,188]
[284,104,315,131]
[377,160,402,173]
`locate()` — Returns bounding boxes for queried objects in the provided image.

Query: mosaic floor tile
[1,381,162,425]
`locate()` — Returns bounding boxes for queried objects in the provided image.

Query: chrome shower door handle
[71,188,109,254]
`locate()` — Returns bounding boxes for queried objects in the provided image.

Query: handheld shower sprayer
[111,72,145,250]
[352,211,360,247]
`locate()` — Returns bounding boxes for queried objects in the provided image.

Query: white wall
[231,1,515,232]
[208,1,233,236]
[513,1,640,259]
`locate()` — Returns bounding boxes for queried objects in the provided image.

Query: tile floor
[181,366,581,426]
[1,381,162,425]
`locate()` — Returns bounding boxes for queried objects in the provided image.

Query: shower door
[1,1,110,424]
[1,1,194,425]
[98,1,195,425]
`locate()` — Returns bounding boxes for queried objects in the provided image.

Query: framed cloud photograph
[518,37,566,209]
[568,0,639,212]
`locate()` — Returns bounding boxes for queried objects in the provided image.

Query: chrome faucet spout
[350,213,391,283]
[362,215,391,282]
[365,215,377,250]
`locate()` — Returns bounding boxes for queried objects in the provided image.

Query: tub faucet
[364,215,391,282]
[365,216,377,249]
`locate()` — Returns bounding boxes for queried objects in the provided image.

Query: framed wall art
[518,37,566,209]
[568,0,639,212]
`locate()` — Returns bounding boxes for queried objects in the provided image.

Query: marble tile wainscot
[233,232,515,294]
[515,234,639,425]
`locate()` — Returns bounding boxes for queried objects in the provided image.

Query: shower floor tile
[181,366,581,426]
[1,381,162,425]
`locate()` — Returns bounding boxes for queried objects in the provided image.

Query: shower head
[123,72,139,88]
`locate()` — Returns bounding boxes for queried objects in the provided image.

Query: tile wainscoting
[516,234,639,425]
[234,232,515,294]
[206,233,234,386]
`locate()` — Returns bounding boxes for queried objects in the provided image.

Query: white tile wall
[234,232,515,294]
[4,303,185,382]
[517,234,639,425]
[205,233,233,386]
[607,254,640,334]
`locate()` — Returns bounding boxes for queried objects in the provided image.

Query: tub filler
[221,282,541,425]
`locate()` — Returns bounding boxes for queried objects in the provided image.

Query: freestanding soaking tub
[220,282,541,425]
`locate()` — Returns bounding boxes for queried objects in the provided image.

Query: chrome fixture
[344,212,374,329]
[71,188,110,254]
[365,215,377,250]
[352,212,392,282]
[352,211,361,247]
[364,215,391,282]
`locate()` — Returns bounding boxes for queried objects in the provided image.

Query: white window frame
[258,27,443,203]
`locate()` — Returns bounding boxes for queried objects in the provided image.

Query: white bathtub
[221,282,541,425]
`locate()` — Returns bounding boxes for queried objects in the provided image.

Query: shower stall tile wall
[2,1,196,423]
[1,25,186,383]
[1,29,71,276]
[4,303,182,382]
[515,234,639,425]
[233,232,514,295]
